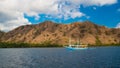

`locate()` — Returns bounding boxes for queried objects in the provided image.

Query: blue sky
[24,0,120,28]
[0,0,120,31]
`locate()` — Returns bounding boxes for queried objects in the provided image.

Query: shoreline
[0,42,120,48]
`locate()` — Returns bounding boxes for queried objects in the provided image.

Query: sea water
[0,46,120,68]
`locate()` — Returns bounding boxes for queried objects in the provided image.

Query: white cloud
[116,23,120,28]
[0,0,118,31]
[69,0,117,6]
[0,11,31,32]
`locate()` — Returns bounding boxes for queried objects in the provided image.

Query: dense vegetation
[0,42,62,48]
[0,42,119,48]
[89,43,120,47]
[0,39,119,48]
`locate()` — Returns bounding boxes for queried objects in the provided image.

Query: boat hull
[65,46,88,50]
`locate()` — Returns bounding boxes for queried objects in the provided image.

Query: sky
[0,0,120,31]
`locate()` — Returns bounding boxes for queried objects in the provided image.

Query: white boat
[65,38,88,50]
[65,44,88,50]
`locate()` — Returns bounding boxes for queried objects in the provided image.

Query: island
[0,21,120,48]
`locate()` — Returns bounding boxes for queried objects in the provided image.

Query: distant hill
[0,21,120,45]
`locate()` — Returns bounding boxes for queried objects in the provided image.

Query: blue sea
[0,46,120,68]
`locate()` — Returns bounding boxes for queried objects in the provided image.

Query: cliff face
[0,21,120,45]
